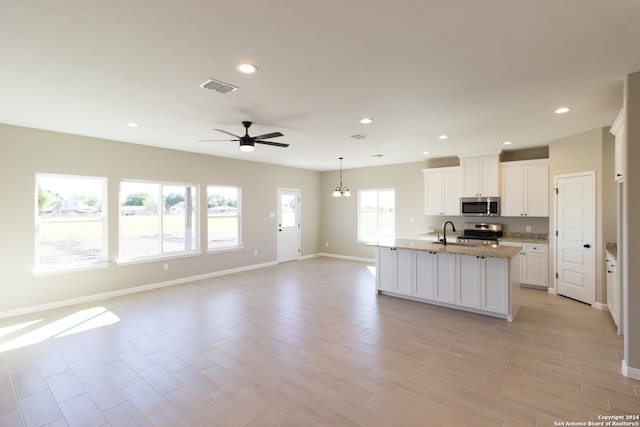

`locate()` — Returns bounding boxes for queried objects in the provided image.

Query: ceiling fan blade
[214,129,242,138]
[255,140,289,148]
[199,139,239,142]
[252,131,284,140]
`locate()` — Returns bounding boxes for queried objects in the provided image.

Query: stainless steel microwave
[460,197,500,217]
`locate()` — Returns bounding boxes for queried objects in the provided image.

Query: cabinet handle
[583,244,591,249]
[608,270,612,273]
[617,173,623,177]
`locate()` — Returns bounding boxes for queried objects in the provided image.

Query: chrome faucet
[442,221,456,245]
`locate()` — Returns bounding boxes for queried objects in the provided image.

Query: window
[35,174,107,271]
[358,189,395,243]
[119,181,198,261]
[207,186,241,250]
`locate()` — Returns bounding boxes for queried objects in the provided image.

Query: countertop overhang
[373,238,522,259]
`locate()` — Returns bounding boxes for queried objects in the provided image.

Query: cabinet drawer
[523,244,548,253]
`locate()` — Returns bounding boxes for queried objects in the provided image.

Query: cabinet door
[424,171,444,215]
[434,253,456,303]
[377,247,396,292]
[462,156,499,197]
[524,164,548,217]
[501,166,524,216]
[521,252,548,287]
[395,249,413,295]
[443,169,462,215]
[482,257,508,314]
[461,157,480,197]
[414,251,435,299]
[457,255,481,308]
[479,156,500,196]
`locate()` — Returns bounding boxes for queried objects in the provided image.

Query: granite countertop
[499,232,549,244]
[606,242,617,259]
[373,238,522,259]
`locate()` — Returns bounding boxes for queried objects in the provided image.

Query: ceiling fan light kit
[203,121,288,151]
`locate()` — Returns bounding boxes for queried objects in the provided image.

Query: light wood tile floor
[1,257,638,426]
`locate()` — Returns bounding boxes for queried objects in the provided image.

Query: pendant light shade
[332,157,351,197]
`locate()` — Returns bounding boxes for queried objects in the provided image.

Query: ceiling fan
[202,121,288,152]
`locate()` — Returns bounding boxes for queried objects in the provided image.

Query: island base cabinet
[376,245,518,321]
[376,247,413,296]
[457,255,482,308]
[483,257,508,314]
[414,251,435,300]
[433,253,456,304]
[456,255,508,314]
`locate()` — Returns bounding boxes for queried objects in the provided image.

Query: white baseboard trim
[316,252,375,263]
[0,261,278,320]
[622,360,640,380]
[592,301,607,311]
[547,287,558,295]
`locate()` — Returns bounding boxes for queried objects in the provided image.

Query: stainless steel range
[456,223,503,245]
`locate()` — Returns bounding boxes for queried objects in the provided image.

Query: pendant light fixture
[332,157,351,197]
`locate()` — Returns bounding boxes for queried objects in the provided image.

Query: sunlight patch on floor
[0,306,119,352]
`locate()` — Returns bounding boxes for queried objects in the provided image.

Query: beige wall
[548,128,617,305]
[623,71,640,372]
[0,123,322,313]
[320,161,428,260]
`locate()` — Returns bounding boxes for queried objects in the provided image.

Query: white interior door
[555,172,595,304]
[277,188,300,263]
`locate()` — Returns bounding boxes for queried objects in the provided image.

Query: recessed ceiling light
[360,118,373,124]
[555,106,572,114]
[502,141,513,145]
[126,122,139,128]
[371,154,384,157]
[438,134,448,140]
[236,63,258,74]
[423,151,430,155]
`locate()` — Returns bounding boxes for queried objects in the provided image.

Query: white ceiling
[2,1,639,171]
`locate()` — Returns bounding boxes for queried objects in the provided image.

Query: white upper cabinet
[460,155,500,197]
[423,167,462,216]
[500,159,549,217]
[610,108,624,182]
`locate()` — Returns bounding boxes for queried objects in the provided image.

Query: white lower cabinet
[521,244,548,287]
[378,247,510,318]
[414,250,436,299]
[376,247,413,295]
[457,255,508,314]
[606,251,620,330]
[500,242,548,287]
[433,252,457,304]
[457,254,482,308]
[482,256,508,314]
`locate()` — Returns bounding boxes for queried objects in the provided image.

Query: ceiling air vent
[350,134,369,140]
[200,78,238,94]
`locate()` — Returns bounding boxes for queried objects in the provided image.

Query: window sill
[33,262,110,276]
[206,246,243,255]
[117,251,202,266]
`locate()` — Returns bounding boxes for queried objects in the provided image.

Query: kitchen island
[374,239,522,321]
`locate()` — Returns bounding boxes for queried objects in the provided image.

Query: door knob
[583,244,591,248]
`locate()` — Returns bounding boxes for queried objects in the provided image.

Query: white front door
[277,188,301,263]
[555,172,595,304]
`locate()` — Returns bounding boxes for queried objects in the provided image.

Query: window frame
[206,185,242,252]
[34,173,108,274]
[118,179,200,264]
[357,188,396,243]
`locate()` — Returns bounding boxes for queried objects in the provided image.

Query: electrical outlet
[163,263,169,271]
[526,225,532,233]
